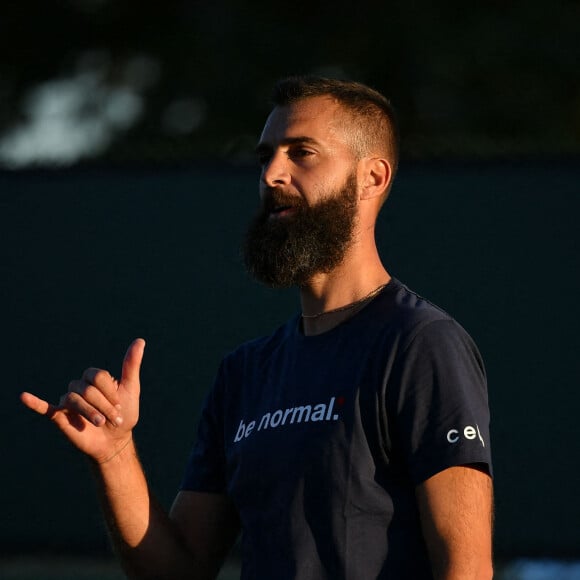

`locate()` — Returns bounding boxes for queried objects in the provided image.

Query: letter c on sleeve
[446,429,459,444]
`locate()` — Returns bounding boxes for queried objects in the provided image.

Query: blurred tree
[0,0,578,167]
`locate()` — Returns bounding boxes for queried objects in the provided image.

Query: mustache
[261,188,305,213]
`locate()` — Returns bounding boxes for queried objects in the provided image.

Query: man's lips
[262,190,302,218]
[269,205,296,218]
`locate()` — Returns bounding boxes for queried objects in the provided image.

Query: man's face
[243,171,358,287]
[243,96,361,287]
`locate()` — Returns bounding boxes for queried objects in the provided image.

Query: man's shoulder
[373,278,478,354]
[373,278,454,330]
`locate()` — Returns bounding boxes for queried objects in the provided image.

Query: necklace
[301,283,389,319]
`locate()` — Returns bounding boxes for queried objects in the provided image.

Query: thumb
[121,338,146,387]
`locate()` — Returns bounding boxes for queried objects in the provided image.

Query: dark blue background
[2,160,578,559]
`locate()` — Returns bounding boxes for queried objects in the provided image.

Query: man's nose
[261,151,291,188]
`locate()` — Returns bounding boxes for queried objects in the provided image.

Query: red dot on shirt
[337,396,345,406]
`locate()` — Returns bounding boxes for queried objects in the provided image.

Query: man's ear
[359,158,391,200]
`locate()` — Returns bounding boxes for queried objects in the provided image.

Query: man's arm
[91,440,240,579]
[169,491,240,578]
[20,339,238,580]
[416,465,494,580]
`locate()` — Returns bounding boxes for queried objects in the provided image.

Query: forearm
[91,438,198,580]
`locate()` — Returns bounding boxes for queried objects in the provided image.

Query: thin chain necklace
[301,283,389,319]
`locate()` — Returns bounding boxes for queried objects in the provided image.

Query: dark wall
[2,161,579,559]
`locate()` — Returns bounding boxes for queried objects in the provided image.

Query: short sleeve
[180,364,228,493]
[389,319,492,484]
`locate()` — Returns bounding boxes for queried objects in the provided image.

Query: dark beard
[243,173,358,288]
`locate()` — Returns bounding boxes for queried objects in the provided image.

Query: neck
[300,244,390,336]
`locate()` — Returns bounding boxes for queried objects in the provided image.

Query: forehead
[259,96,348,146]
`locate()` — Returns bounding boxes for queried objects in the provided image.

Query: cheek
[291,159,356,202]
[296,180,326,205]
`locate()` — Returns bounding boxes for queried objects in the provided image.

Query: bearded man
[22,76,493,579]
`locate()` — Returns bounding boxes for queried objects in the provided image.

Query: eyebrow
[254,136,321,155]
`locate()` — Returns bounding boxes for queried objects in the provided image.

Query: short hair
[271,75,399,175]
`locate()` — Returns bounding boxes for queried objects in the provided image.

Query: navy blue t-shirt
[181,279,492,579]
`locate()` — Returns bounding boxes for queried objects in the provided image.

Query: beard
[243,173,359,288]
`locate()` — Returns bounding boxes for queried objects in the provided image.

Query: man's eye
[291,149,314,159]
[257,153,271,166]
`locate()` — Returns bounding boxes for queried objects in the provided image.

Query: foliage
[1,0,578,167]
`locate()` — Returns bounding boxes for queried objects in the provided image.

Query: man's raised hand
[20,339,146,464]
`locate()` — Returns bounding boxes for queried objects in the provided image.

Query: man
[21,76,493,579]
